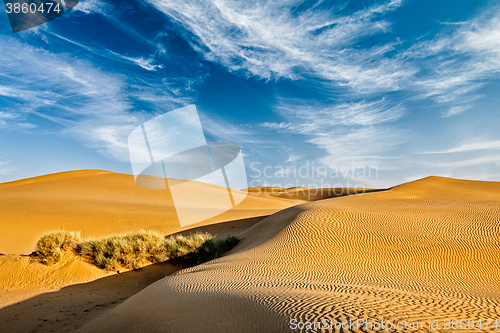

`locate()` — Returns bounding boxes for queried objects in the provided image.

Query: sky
[0,0,499,189]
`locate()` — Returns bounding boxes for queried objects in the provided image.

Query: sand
[76,176,500,333]
[0,256,181,333]
[1,172,499,332]
[0,170,296,255]
[0,170,298,332]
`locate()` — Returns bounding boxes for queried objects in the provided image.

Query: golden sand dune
[0,170,296,255]
[78,176,500,333]
[0,169,303,331]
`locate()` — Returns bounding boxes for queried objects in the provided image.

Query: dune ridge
[78,176,500,333]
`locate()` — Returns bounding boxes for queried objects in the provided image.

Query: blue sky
[0,0,499,188]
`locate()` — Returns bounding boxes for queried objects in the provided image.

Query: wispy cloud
[442,105,473,117]
[106,50,163,71]
[262,99,406,166]
[199,112,258,145]
[147,0,500,116]
[412,139,500,182]
[408,7,500,116]
[0,160,17,175]
[0,111,19,119]
[144,0,500,183]
[2,0,500,187]
[0,36,188,162]
[146,0,409,94]
[417,140,500,154]
[422,155,500,169]
[285,152,304,163]
[69,0,109,15]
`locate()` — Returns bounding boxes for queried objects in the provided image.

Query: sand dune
[1,172,498,332]
[0,170,296,255]
[78,176,500,333]
[0,170,299,330]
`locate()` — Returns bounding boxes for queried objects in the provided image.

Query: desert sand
[1,172,499,332]
[0,170,298,332]
[76,176,500,332]
[0,170,298,255]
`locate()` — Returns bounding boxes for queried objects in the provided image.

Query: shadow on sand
[0,215,270,333]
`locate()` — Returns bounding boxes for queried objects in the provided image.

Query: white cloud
[0,111,18,119]
[153,0,500,176]
[442,104,473,117]
[106,50,162,71]
[263,99,404,133]
[423,155,500,169]
[2,0,500,187]
[0,36,187,162]
[260,122,292,131]
[285,153,304,163]
[146,0,409,94]
[146,0,500,117]
[417,140,500,154]
[264,99,406,167]
[0,160,17,175]
[198,112,258,145]
[412,140,500,182]
[409,7,500,116]
[70,0,109,15]
[311,126,405,167]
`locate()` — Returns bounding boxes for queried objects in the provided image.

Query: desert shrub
[78,231,169,270]
[34,230,239,271]
[165,232,215,260]
[172,235,240,266]
[34,231,81,265]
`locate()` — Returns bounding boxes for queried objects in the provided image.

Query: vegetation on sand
[33,230,239,271]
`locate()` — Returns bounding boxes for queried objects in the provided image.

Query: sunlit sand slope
[0,170,296,254]
[79,176,500,333]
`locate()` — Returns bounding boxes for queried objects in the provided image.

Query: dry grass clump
[34,231,81,265]
[78,231,170,270]
[173,235,240,267]
[32,230,239,271]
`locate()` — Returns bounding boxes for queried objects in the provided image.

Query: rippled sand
[78,176,500,333]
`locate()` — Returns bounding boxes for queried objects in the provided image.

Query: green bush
[33,230,240,271]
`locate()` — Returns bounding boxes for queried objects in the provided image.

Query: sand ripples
[79,177,500,332]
